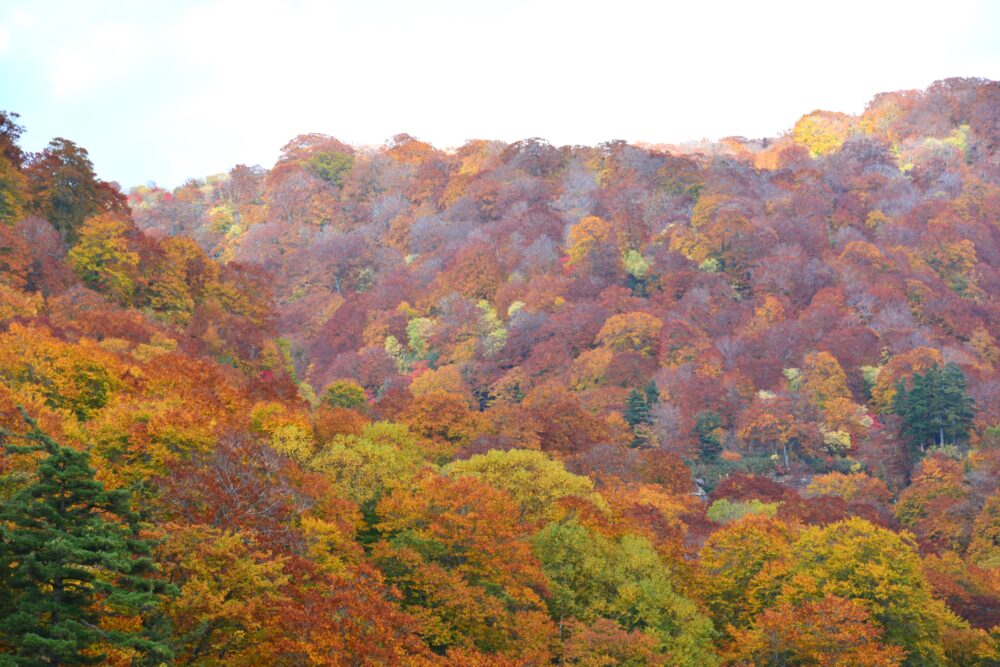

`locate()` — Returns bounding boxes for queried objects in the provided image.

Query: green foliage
[694,410,723,461]
[892,363,975,454]
[625,381,658,447]
[625,389,650,428]
[477,299,507,356]
[406,317,435,362]
[690,455,777,493]
[307,151,354,187]
[624,249,651,296]
[445,449,605,523]
[861,365,882,400]
[533,519,718,666]
[386,316,438,372]
[644,380,660,408]
[67,214,139,304]
[60,361,119,422]
[28,138,121,244]
[323,379,367,410]
[698,257,721,273]
[623,249,650,279]
[0,155,26,225]
[706,498,780,524]
[782,367,802,392]
[2,83,1000,664]
[784,517,967,666]
[0,412,173,665]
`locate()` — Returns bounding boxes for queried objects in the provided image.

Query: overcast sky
[2,0,999,188]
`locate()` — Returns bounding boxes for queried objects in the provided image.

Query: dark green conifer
[893,362,975,454]
[644,380,660,408]
[0,410,172,666]
[693,410,724,461]
[625,386,657,448]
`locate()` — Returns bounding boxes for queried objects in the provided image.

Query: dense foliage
[1,78,1000,664]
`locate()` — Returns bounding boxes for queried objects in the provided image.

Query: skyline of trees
[1,77,1000,663]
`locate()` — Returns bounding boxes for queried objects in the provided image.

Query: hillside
[1,77,999,664]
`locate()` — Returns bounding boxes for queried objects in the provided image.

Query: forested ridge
[1,77,1000,665]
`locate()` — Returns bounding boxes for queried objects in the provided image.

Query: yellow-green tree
[445,449,606,524]
[0,153,26,224]
[968,492,1000,569]
[68,213,139,304]
[699,515,792,637]
[534,518,718,666]
[781,517,967,665]
[310,428,424,505]
[792,111,852,158]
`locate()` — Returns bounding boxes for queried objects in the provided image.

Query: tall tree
[26,138,127,244]
[0,411,172,665]
[0,111,25,168]
[0,111,27,225]
[625,387,654,448]
[694,410,724,461]
[892,363,975,453]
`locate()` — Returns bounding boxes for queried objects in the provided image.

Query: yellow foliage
[668,226,711,263]
[67,214,139,303]
[970,326,1000,369]
[800,351,850,411]
[596,312,663,356]
[0,323,126,423]
[410,364,470,400]
[569,347,614,391]
[445,448,607,524]
[268,422,315,462]
[300,514,359,576]
[792,111,852,158]
[0,282,41,321]
[840,240,888,270]
[865,209,891,229]
[565,215,613,266]
[925,238,980,297]
[741,295,785,335]
[690,193,732,229]
[806,472,891,503]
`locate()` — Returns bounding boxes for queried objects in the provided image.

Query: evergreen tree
[643,380,660,409]
[624,389,651,430]
[0,410,172,666]
[893,362,975,454]
[625,388,654,448]
[693,410,724,461]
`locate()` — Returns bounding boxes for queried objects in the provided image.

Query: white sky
[1,0,998,187]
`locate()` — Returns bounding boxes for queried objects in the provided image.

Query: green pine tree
[643,380,660,409]
[624,389,650,430]
[940,363,976,444]
[893,362,975,454]
[693,410,724,461]
[625,387,657,448]
[0,410,173,666]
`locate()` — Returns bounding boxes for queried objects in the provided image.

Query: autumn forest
[2,77,1000,665]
